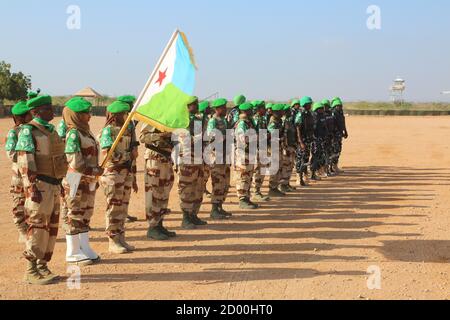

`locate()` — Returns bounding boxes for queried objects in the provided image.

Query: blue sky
[1,0,450,102]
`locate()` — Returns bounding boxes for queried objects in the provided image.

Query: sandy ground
[0,116,449,300]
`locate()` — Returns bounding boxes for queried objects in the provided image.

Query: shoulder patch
[15,125,35,153]
[65,129,81,153]
[100,126,114,149]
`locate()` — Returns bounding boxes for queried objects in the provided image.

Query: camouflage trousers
[281,147,296,186]
[62,178,97,235]
[10,171,28,234]
[23,180,61,263]
[253,154,269,191]
[295,139,313,174]
[178,164,204,213]
[210,164,231,204]
[101,168,133,238]
[235,164,254,200]
[331,134,343,165]
[203,165,211,190]
[145,155,174,228]
[269,151,282,189]
[311,137,326,171]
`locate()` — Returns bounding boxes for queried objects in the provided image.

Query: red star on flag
[155,68,168,87]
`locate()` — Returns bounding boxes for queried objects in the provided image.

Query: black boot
[158,220,177,238]
[219,203,233,218]
[211,204,228,220]
[311,171,321,181]
[181,211,197,230]
[239,198,258,210]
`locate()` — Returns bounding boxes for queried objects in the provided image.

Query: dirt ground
[0,116,449,300]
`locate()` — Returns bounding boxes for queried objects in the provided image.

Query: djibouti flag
[132,30,197,132]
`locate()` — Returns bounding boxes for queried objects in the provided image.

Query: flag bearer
[140,123,176,241]
[99,101,136,254]
[117,95,140,223]
[207,98,232,220]
[16,95,68,285]
[5,101,32,243]
[61,98,103,265]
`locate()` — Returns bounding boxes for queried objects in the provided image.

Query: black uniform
[311,111,329,172]
[295,108,314,175]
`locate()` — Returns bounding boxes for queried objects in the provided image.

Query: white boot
[66,235,93,266]
[79,232,100,262]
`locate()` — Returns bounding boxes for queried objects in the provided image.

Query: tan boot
[24,261,54,285]
[37,262,60,282]
[119,233,135,252]
[109,236,128,254]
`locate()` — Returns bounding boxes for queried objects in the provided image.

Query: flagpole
[101,29,180,168]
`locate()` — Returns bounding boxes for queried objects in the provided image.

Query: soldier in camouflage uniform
[280,104,298,193]
[227,94,246,129]
[177,96,208,229]
[267,104,287,197]
[16,95,68,285]
[5,101,32,243]
[311,102,329,181]
[295,96,315,186]
[251,100,270,202]
[61,98,103,265]
[99,101,136,254]
[117,96,140,223]
[234,103,259,209]
[199,100,213,198]
[331,97,349,174]
[323,99,336,177]
[140,124,176,241]
[207,98,232,220]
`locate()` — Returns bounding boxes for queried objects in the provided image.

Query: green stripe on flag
[135,83,191,131]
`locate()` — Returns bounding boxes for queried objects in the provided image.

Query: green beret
[199,101,210,113]
[252,100,265,109]
[212,98,227,108]
[65,97,92,113]
[187,96,199,105]
[272,104,285,112]
[12,101,30,116]
[291,99,301,107]
[239,102,253,111]
[312,102,324,112]
[27,91,38,99]
[283,104,291,111]
[331,98,343,108]
[266,103,274,110]
[117,95,137,106]
[300,96,313,107]
[322,99,331,107]
[27,95,52,110]
[233,94,246,106]
[107,101,130,114]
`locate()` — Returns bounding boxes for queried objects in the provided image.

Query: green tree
[0,61,32,103]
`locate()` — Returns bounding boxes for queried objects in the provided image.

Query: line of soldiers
[4,92,347,285]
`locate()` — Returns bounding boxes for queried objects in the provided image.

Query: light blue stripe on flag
[172,36,195,95]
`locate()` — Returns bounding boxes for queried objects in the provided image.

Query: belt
[36,175,62,186]
[145,144,172,159]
